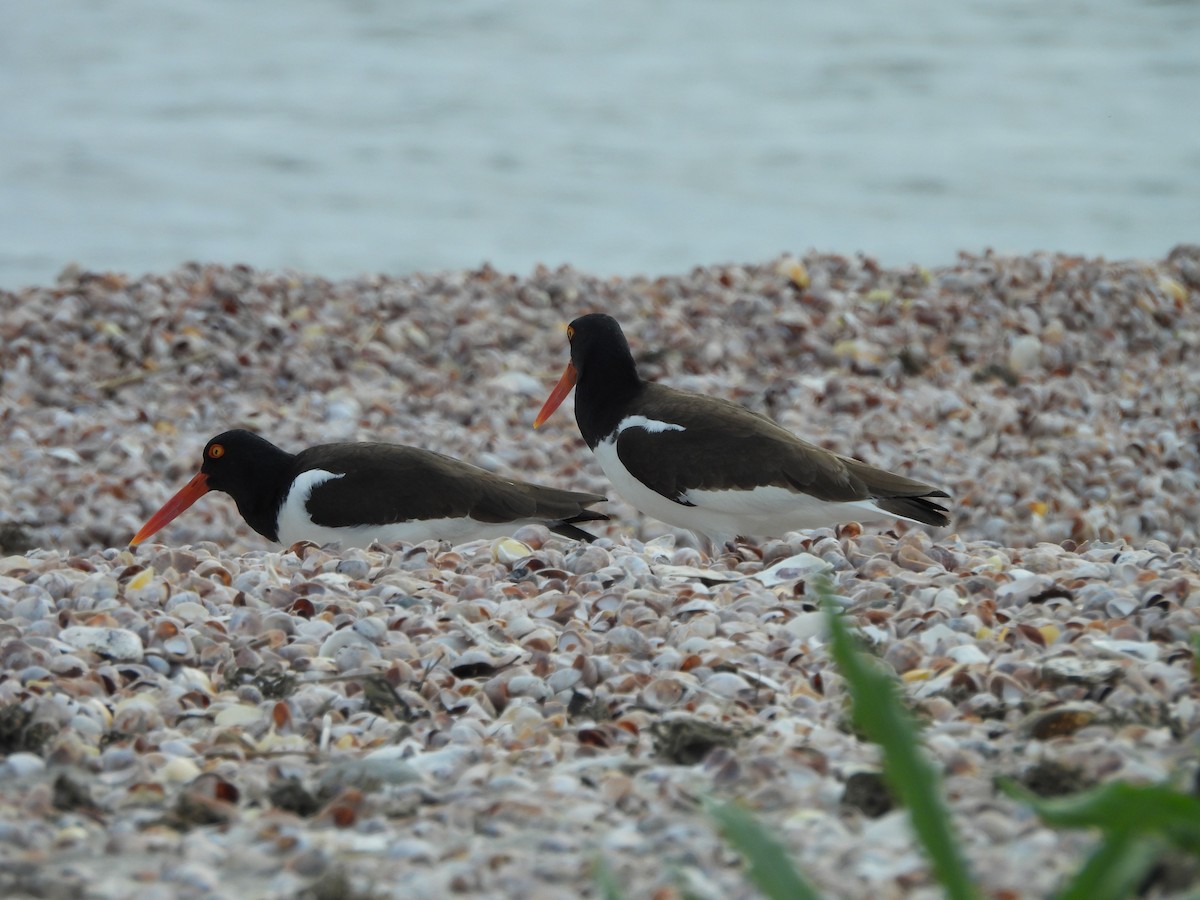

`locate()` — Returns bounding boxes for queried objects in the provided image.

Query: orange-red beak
[130,472,211,546]
[533,361,578,428]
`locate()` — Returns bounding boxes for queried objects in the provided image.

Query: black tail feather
[877,492,951,527]
[549,510,609,542]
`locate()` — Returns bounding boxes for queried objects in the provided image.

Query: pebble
[783,611,829,642]
[158,757,202,784]
[492,538,534,566]
[318,628,383,659]
[1041,657,1123,687]
[59,626,144,662]
[213,704,263,728]
[1008,334,1043,372]
[0,753,47,779]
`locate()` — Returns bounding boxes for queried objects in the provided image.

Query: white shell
[60,626,144,662]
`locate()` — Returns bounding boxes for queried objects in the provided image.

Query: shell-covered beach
[1,249,1198,897]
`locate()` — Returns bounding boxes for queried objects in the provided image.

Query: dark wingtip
[549,510,610,542]
[878,495,951,527]
[549,522,598,542]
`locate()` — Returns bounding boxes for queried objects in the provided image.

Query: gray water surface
[3,0,1198,289]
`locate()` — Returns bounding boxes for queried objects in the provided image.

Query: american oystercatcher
[131,429,608,549]
[534,313,949,551]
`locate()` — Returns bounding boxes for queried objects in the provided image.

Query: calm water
[2,0,1198,289]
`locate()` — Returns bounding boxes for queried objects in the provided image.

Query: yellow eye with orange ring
[566,325,575,340]
[207,444,225,459]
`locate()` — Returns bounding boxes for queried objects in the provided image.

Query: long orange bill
[130,472,211,546]
[533,361,578,429]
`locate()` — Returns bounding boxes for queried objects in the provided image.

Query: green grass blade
[705,797,824,900]
[998,780,1200,852]
[819,578,979,900]
[1054,831,1164,900]
[593,855,627,900]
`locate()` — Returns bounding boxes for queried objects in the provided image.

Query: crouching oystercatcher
[534,313,948,552]
[131,429,608,549]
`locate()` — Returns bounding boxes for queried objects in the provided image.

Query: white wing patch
[276,469,345,543]
[616,415,686,435]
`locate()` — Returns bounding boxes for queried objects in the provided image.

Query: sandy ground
[0,248,1198,898]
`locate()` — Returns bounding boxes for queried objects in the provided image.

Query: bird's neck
[234,490,287,543]
[224,446,296,542]
[575,359,644,448]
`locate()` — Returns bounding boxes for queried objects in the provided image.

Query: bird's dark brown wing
[298,443,605,528]
[615,384,949,524]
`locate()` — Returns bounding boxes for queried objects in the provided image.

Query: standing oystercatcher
[131,429,608,549]
[534,313,949,552]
